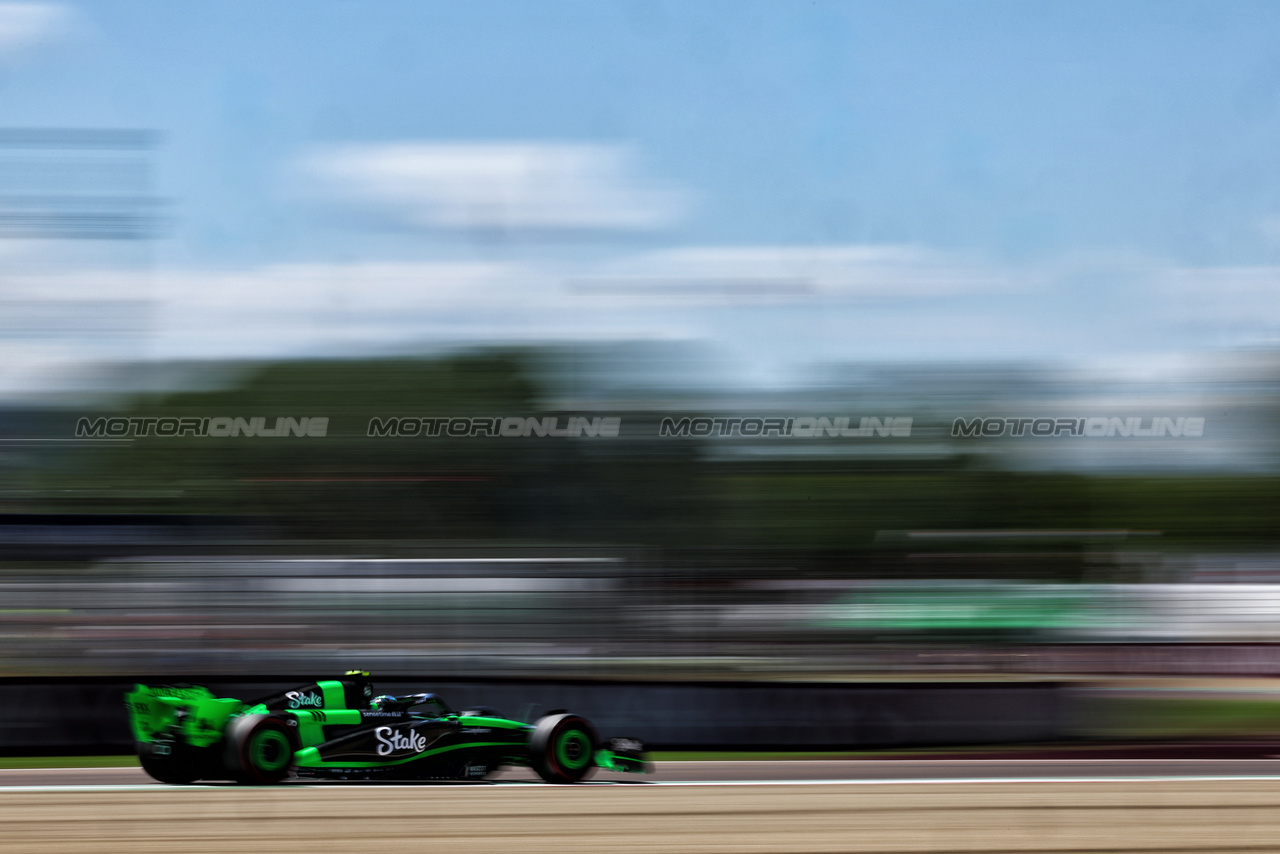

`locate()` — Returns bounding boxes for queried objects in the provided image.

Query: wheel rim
[250,729,291,773]
[555,727,592,771]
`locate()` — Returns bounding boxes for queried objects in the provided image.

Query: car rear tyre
[137,741,201,784]
[224,714,296,785]
[529,713,597,783]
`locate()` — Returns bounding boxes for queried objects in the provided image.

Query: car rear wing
[124,684,245,748]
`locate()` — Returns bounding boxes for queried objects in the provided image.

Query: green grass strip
[0,755,139,769]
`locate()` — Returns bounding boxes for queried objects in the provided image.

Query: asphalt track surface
[5,761,1280,852]
[5,757,1280,787]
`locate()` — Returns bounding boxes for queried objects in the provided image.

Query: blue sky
[3,1,1280,389]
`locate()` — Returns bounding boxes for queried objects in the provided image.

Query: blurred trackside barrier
[0,678,1073,755]
[10,558,1280,679]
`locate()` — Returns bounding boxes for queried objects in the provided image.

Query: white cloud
[0,3,71,56]
[148,261,527,358]
[128,248,1035,366]
[571,245,1024,300]
[11,247,1280,398]
[300,142,688,233]
[1158,265,1280,331]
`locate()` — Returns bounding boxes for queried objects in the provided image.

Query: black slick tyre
[529,713,597,783]
[137,741,201,784]
[223,714,296,785]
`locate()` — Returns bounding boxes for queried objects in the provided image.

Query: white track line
[643,775,1280,786]
[7,775,1280,793]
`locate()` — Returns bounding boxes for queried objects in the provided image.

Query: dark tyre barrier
[0,678,1075,755]
[223,714,295,784]
[530,713,598,783]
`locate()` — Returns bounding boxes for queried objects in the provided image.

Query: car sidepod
[291,713,532,780]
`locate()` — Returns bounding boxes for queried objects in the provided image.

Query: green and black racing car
[125,671,650,785]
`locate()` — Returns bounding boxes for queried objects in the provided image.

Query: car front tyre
[529,713,597,783]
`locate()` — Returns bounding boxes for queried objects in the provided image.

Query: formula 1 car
[125,671,650,784]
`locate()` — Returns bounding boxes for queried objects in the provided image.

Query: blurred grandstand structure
[8,554,1280,679]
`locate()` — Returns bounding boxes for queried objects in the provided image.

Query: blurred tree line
[10,350,1280,580]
